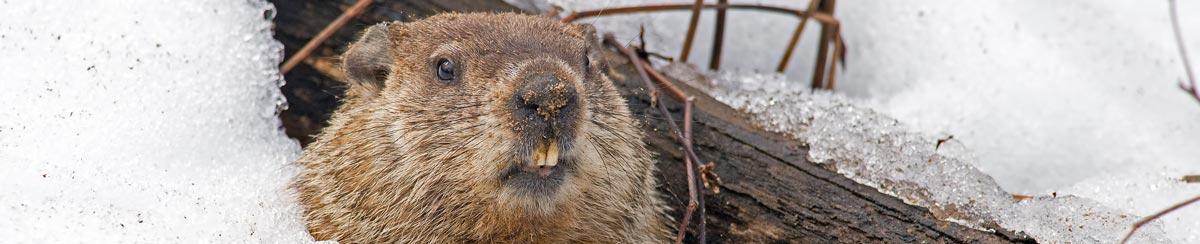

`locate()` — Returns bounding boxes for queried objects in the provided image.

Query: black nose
[513,73,578,134]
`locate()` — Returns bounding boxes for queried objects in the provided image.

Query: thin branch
[562,3,840,27]
[1168,0,1200,103]
[1121,195,1200,244]
[777,0,821,72]
[299,56,346,81]
[641,61,690,102]
[709,0,728,70]
[280,0,374,75]
[1122,2,1200,242]
[639,60,710,179]
[827,29,844,90]
[679,0,705,62]
[685,98,706,243]
[640,50,710,244]
[809,0,836,89]
[635,57,710,171]
[604,35,708,244]
[563,2,847,90]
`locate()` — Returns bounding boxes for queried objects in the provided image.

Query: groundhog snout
[512,73,579,135]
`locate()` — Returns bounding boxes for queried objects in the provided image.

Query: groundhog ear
[341,22,394,93]
[577,23,600,45]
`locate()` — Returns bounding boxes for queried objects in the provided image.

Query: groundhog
[292,13,672,243]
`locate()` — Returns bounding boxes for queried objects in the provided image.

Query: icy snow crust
[0,0,312,242]
[710,72,1173,243]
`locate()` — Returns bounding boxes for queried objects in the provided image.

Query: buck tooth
[545,141,559,166]
[532,144,545,167]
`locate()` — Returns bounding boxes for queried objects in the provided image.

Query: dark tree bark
[600,53,1032,243]
[271,1,1034,243]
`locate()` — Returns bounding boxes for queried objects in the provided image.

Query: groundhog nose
[513,73,579,129]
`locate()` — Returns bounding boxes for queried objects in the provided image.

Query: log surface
[602,53,1031,243]
[271,1,1034,243]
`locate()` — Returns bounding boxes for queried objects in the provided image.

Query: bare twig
[1168,0,1200,103]
[641,50,710,244]
[605,35,708,244]
[1121,1,1200,242]
[641,60,689,103]
[637,58,712,179]
[709,0,728,70]
[935,135,955,150]
[684,97,706,244]
[561,3,839,24]
[809,0,836,89]
[826,28,844,89]
[303,56,347,81]
[679,0,704,63]
[777,0,821,72]
[1121,195,1200,244]
[672,99,699,244]
[638,60,710,185]
[280,0,374,75]
[562,2,847,89]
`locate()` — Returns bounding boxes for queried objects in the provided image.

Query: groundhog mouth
[498,140,575,195]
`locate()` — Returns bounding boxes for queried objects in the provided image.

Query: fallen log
[271,0,1034,242]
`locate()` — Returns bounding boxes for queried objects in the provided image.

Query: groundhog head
[296,13,668,242]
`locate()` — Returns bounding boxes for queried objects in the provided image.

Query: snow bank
[0,0,311,242]
[709,70,1174,243]
[838,0,1200,194]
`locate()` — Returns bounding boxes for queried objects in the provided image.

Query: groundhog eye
[436,59,456,82]
[582,53,591,71]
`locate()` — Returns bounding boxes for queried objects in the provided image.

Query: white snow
[838,0,1200,194]
[529,0,1200,191]
[524,0,1200,242]
[0,0,312,242]
[1064,168,1200,242]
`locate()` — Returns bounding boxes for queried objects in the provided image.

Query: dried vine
[1120,0,1200,243]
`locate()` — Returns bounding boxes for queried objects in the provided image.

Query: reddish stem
[563,2,846,90]
[679,0,705,63]
[1121,195,1200,243]
[777,0,822,72]
[605,35,707,244]
[685,99,706,243]
[1167,0,1199,103]
[709,0,728,70]
[562,3,839,27]
[280,0,374,75]
[1122,1,1200,242]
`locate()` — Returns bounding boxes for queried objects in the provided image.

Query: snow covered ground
[527,0,1200,242]
[0,0,312,242]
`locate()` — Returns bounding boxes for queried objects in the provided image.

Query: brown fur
[292,13,671,243]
